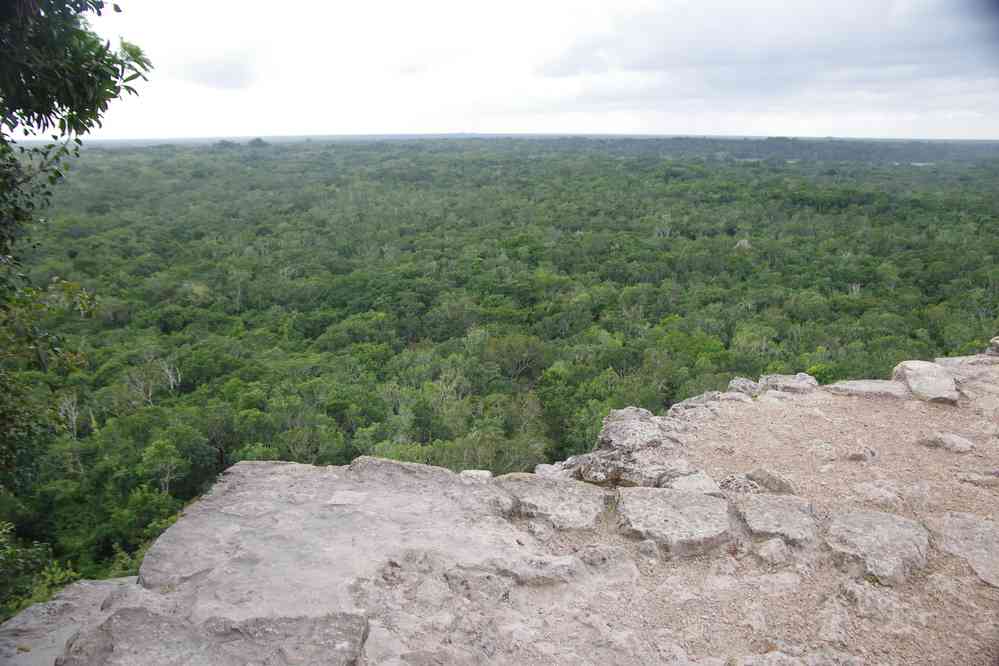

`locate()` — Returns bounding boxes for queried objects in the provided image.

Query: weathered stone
[924,512,999,588]
[731,651,863,665]
[917,432,975,453]
[533,462,574,480]
[851,480,902,509]
[746,467,797,495]
[729,377,764,397]
[988,336,999,356]
[816,598,849,645]
[840,580,906,620]
[596,406,683,453]
[617,488,732,557]
[736,495,817,545]
[755,538,791,566]
[719,391,754,403]
[891,360,960,404]
[59,607,370,666]
[459,469,493,480]
[843,446,877,462]
[720,473,763,493]
[495,473,606,530]
[667,392,721,419]
[572,453,692,487]
[0,578,137,666]
[759,372,819,394]
[826,511,929,586]
[958,471,999,488]
[825,380,910,399]
[760,390,797,403]
[662,470,722,495]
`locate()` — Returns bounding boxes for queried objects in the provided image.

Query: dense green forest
[2,136,998,615]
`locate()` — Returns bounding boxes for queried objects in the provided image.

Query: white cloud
[88,0,999,139]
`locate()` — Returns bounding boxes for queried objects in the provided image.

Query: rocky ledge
[3,348,999,665]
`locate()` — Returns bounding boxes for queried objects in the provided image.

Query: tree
[1,0,151,292]
[139,439,189,494]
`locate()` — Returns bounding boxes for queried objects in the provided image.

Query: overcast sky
[90,0,999,140]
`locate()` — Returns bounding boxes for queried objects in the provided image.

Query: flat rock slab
[759,373,818,394]
[918,432,974,453]
[617,488,732,556]
[925,512,999,588]
[826,511,928,586]
[664,470,722,495]
[736,495,817,545]
[596,406,682,453]
[746,467,796,495]
[892,360,960,404]
[0,578,137,666]
[495,473,607,530]
[825,380,910,399]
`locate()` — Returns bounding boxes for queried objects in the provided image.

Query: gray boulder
[917,432,975,453]
[617,488,732,557]
[729,377,764,397]
[759,373,819,394]
[596,407,683,452]
[825,380,910,399]
[746,467,797,495]
[663,470,723,496]
[735,495,817,545]
[495,473,607,530]
[826,511,929,586]
[891,360,960,404]
[924,512,999,588]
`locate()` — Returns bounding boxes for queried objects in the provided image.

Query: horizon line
[65,131,999,145]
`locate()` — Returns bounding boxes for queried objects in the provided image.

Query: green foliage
[1,0,150,278]
[2,136,998,617]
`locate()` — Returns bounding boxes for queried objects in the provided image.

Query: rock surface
[925,512,999,588]
[825,379,910,399]
[917,432,975,453]
[736,495,817,546]
[4,344,999,665]
[891,360,960,404]
[617,488,732,556]
[825,511,928,586]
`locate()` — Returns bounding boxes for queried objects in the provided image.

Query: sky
[89,0,999,140]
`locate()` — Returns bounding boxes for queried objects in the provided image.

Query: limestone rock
[0,578,137,666]
[825,379,910,399]
[746,467,797,495]
[736,494,817,545]
[617,488,732,557]
[843,446,877,462]
[851,480,902,509]
[667,392,721,419]
[495,473,606,530]
[958,471,999,488]
[891,360,960,404]
[826,511,929,586]
[924,512,999,588]
[596,406,683,453]
[988,336,999,356]
[917,432,975,453]
[755,538,791,566]
[571,452,692,487]
[663,470,722,495]
[719,391,754,403]
[459,469,493,481]
[720,473,763,493]
[533,462,574,480]
[729,377,764,397]
[759,372,819,394]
